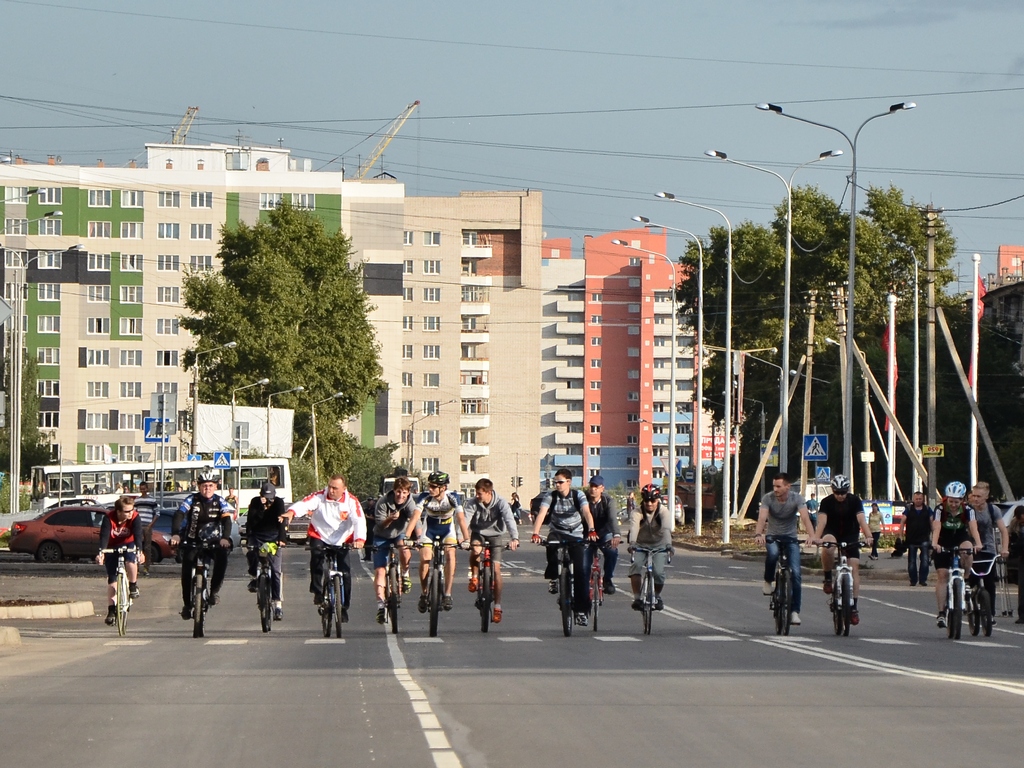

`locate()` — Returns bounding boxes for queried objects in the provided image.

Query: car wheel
[36,541,63,563]
[149,543,162,564]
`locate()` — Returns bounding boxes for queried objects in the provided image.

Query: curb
[0,601,94,620]
[0,627,21,647]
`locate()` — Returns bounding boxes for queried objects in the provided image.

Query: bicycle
[967,553,997,638]
[183,538,220,639]
[474,542,510,633]
[821,541,855,636]
[419,536,459,638]
[588,544,604,632]
[255,541,278,633]
[319,544,352,639]
[765,535,794,636]
[377,541,407,635]
[100,546,135,637]
[937,545,970,640]
[632,546,671,635]
[536,536,577,637]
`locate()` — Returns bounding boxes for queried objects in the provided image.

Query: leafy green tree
[181,202,384,483]
[1,357,53,484]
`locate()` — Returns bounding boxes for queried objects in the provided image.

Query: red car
[8,506,106,562]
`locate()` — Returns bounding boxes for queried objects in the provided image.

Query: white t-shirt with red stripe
[288,488,366,546]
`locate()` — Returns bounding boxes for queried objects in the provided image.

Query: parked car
[8,506,105,562]
[129,498,176,564]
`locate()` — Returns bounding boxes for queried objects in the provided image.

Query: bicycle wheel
[387,562,401,635]
[258,570,272,633]
[115,567,129,637]
[774,569,790,636]
[320,571,333,638]
[950,579,963,640]
[968,588,981,636]
[192,566,206,639]
[332,573,344,638]
[839,574,852,636]
[559,563,573,637]
[980,589,993,637]
[479,563,492,633]
[590,564,601,632]
[642,570,654,635]
[428,558,442,637]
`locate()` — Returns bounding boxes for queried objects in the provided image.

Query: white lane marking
[498,637,542,642]
[691,635,741,642]
[752,637,1024,697]
[862,638,918,645]
[386,632,463,768]
[305,638,345,644]
[954,640,1019,649]
[660,605,750,637]
[594,636,641,642]
[104,639,151,646]
[689,565,708,569]
[765,636,820,643]
[404,637,444,644]
[861,595,1024,637]
[205,639,247,645]
[727,566,748,570]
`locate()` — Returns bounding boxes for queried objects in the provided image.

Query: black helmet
[197,469,219,484]
[640,483,661,502]
[831,474,850,493]
[427,471,450,486]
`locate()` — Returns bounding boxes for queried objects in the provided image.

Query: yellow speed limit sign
[921,444,945,458]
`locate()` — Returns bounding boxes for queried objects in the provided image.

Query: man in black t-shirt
[899,491,934,587]
[811,474,872,626]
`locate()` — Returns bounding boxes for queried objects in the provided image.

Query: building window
[403,316,414,331]
[120,286,143,303]
[120,253,143,272]
[118,445,143,462]
[590,359,601,368]
[3,187,28,204]
[461,259,477,276]
[423,260,441,274]
[88,221,111,239]
[627,347,640,357]
[156,350,179,367]
[4,218,29,235]
[461,459,477,473]
[120,190,144,208]
[422,430,440,445]
[423,401,440,416]
[155,446,178,461]
[402,400,413,416]
[628,303,640,313]
[88,189,112,207]
[38,379,60,397]
[423,287,441,302]
[590,403,601,412]
[403,231,414,247]
[157,223,180,239]
[591,315,602,324]
[590,292,602,302]
[159,191,181,208]
[423,231,441,247]
[158,254,180,271]
[401,430,413,444]
[37,283,60,301]
[402,372,413,387]
[87,381,110,398]
[589,447,601,456]
[259,193,283,210]
[37,348,60,365]
[88,253,111,272]
[590,381,601,390]
[402,344,413,360]
[423,345,441,360]
[423,373,440,388]
[38,411,60,428]
[403,259,414,274]
[156,318,179,335]
[84,444,106,462]
[120,221,143,239]
[118,413,142,431]
[120,317,143,336]
[628,278,641,288]
[421,457,440,472]
[292,193,315,210]
[120,381,143,398]
[423,316,441,331]
[403,287,413,302]
[86,412,110,430]
[156,382,178,394]
[37,250,61,269]
[629,257,641,267]
[38,187,62,204]
[627,414,641,422]
[590,337,601,346]
[628,325,640,335]
[626,457,639,467]
[190,191,213,208]
[190,223,213,240]
[157,286,180,304]
[590,425,601,434]
[627,435,638,445]
[461,430,477,445]
[654,381,668,391]
[119,349,143,367]
[190,254,213,271]
[85,317,109,335]
[627,391,640,401]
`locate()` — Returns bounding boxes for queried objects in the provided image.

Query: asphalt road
[1,544,1022,768]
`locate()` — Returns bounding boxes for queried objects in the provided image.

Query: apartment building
[540,229,697,490]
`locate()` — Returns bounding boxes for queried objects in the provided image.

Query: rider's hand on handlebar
[531,533,542,545]
[459,540,470,551]
[586,531,598,543]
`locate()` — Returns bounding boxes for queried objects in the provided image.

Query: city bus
[29,458,293,513]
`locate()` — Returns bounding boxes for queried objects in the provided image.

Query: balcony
[460,383,490,399]
[555,366,584,380]
[461,245,493,260]
[461,329,490,344]
[460,359,490,372]
[555,321,584,335]
[553,410,584,424]
[461,302,490,317]
[460,413,490,429]
[554,388,584,401]
[556,299,585,313]
[459,443,490,457]
[554,432,584,446]
[653,301,673,314]
[554,343,585,358]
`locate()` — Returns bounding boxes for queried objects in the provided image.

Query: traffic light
[516,476,523,487]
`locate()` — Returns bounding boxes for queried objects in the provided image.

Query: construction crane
[171,107,200,145]
[354,100,420,179]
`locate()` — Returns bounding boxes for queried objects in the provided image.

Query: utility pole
[863,370,873,499]
[925,206,938,507]
[800,291,817,493]
[833,284,850,489]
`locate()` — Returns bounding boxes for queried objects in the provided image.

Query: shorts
[628,548,669,585]
[934,529,973,569]
[470,533,504,562]
[421,517,457,546]
[372,536,407,570]
[822,532,860,560]
[103,547,138,583]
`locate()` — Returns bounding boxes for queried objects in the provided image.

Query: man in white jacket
[286,474,366,621]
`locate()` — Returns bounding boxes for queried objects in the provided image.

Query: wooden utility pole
[925,206,939,507]
[800,291,817,492]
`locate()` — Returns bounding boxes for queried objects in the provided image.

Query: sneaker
[1015,616,1024,625]
[273,606,283,621]
[920,581,928,587]
[403,574,413,593]
[909,581,917,587]
[789,611,801,626]
[247,579,258,594]
[548,579,558,594]
[181,606,192,620]
[575,612,589,627]
[442,595,453,611]
[762,582,773,596]
[376,606,386,624]
[468,576,478,593]
[603,579,616,595]
[823,580,833,595]
[104,606,116,626]
[129,584,140,599]
[208,591,220,606]
[851,609,860,626]
[418,593,429,613]
[937,611,946,628]
[492,607,502,623]
[341,607,350,623]
[631,598,643,611]
[654,596,664,611]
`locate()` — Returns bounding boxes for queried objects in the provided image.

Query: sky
[2,0,1023,288]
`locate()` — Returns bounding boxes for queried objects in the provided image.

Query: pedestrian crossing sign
[803,434,829,462]
[816,466,831,484]
[213,451,231,469]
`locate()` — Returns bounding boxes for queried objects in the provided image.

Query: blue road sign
[143,417,171,444]
[213,451,231,469]
[816,466,831,484]
[803,434,829,462]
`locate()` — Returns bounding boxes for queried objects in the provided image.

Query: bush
[0,531,10,549]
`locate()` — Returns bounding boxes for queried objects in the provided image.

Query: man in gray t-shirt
[753,473,814,625]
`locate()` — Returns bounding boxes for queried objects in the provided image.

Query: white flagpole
[969,253,981,487]
[887,294,897,501]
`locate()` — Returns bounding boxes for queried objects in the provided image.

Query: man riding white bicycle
[754,472,814,626]
[810,475,873,626]
[931,481,982,629]
[627,484,674,612]
[96,495,144,626]
[415,471,469,614]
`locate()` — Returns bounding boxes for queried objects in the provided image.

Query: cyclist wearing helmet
[245,481,288,621]
[96,495,144,625]
[931,480,981,628]
[415,471,469,613]
[171,470,233,620]
[754,473,814,626]
[811,474,873,626]
[531,468,598,626]
[627,484,674,611]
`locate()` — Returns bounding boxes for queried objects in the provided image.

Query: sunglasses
[554,480,568,486]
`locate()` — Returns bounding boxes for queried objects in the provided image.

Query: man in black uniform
[170,470,233,619]
[245,481,288,620]
[812,474,872,626]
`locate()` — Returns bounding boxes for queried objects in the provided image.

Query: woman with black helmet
[627,484,674,611]
[810,474,873,626]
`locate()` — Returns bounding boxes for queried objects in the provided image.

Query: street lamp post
[656,193,734,542]
[266,386,304,456]
[704,149,842,473]
[756,101,916,479]
[190,341,237,454]
[231,378,269,463]
[631,217,705,535]
[311,392,344,487]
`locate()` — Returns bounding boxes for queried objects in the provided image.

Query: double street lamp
[267,386,304,455]
[190,341,237,453]
[704,148,842,473]
[756,101,915,478]
[311,392,344,487]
